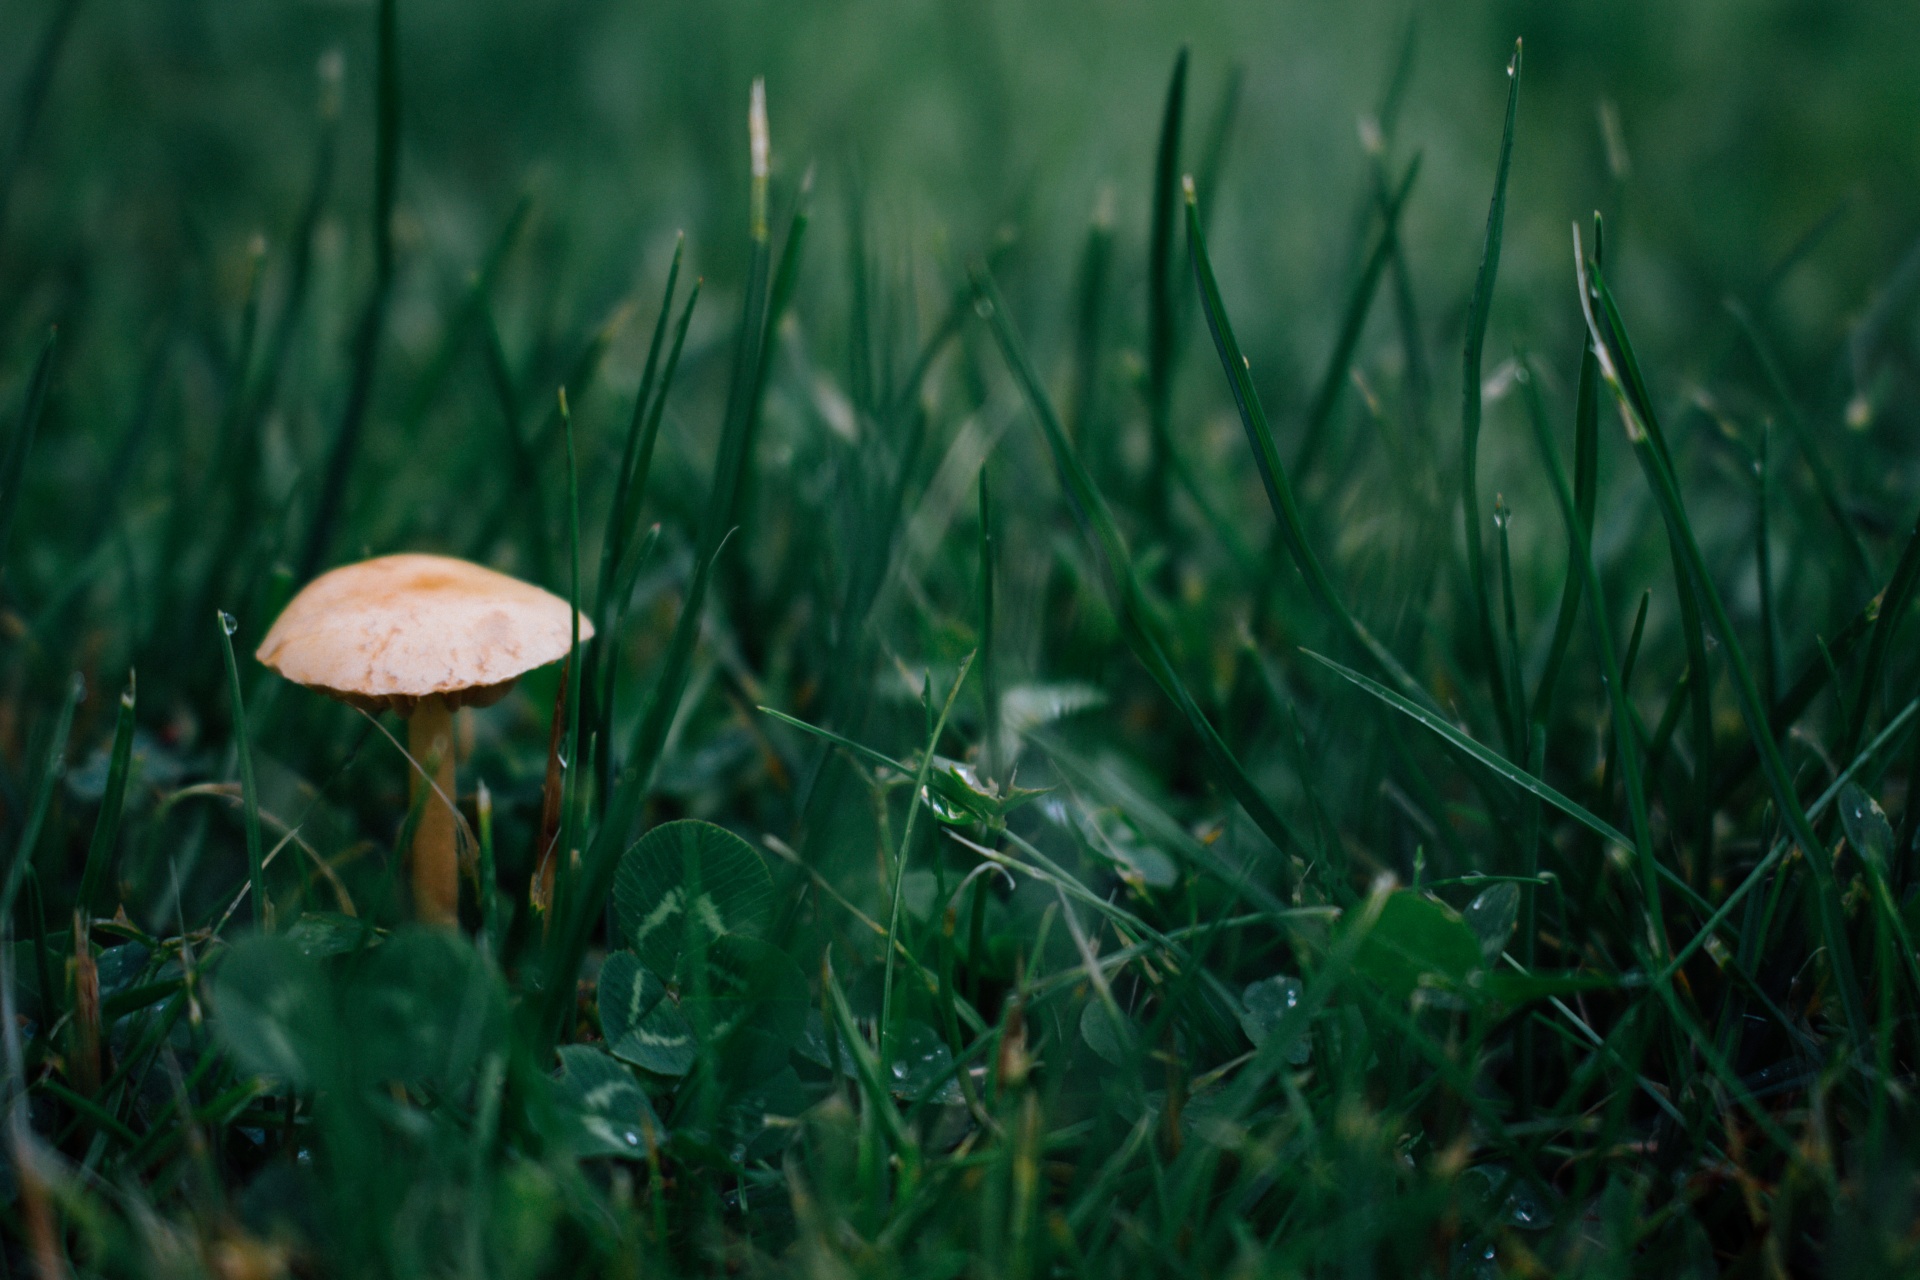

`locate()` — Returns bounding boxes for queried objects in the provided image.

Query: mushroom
[256,553,592,926]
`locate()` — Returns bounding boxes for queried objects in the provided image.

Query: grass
[2,0,1920,1275]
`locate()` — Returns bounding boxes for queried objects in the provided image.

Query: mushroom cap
[256,553,595,713]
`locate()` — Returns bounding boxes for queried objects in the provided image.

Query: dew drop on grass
[220,610,238,636]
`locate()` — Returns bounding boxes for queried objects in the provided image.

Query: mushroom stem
[408,694,459,926]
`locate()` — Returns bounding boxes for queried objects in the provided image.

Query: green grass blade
[1145,46,1188,529]
[557,390,584,895]
[77,672,136,916]
[1068,198,1114,448]
[1184,181,1434,713]
[1523,240,1600,731]
[1578,245,1868,1040]
[216,613,267,931]
[1303,649,1631,852]
[1459,40,1522,756]
[598,234,684,618]
[595,278,699,811]
[1586,257,1718,882]
[1514,327,1667,956]
[1493,496,1528,755]
[970,263,1310,875]
[879,653,973,1065]
[978,468,1000,788]
[1294,155,1420,478]
[1754,418,1780,704]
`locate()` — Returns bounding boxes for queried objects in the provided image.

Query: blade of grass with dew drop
[297,0,400,579]
[0,675,79,923]
[217,613,267,931]
[1577,244,1868,1041]
[969,263,1310,876]
[1184,181,1433,712]
[1458,40,1522,756]
[0,328,56,574]
[77,672,136,917]
[1144,46,1188,532]
[1293,156,1421,480]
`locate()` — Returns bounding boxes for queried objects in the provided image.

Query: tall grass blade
[216,613,267,930]
[978,468,1000,788]
[1515,330,1666,958]
[595,276,699,810]
[597,234,684,620]
[1294,156,1420,478]
[557,390,584,892]
[1459,40,1522,755]
[1525,224,1602,730]
[1145,46,1188,529]
[77,672,136,916]
[1184,182,1432,711]
[1577,241,1868,1039]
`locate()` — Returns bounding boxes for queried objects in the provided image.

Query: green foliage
[5,0,1920,1275]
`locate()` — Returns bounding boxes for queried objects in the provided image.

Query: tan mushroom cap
[256,553,595,713]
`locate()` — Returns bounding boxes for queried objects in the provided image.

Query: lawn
[1,0,1918,1274]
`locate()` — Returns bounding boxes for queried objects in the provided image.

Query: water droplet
[219,611,238,637]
